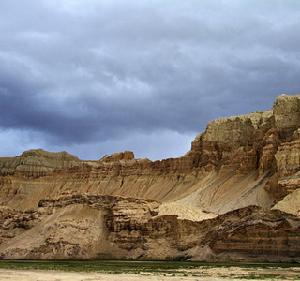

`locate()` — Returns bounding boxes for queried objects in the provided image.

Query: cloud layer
[0,0,300,159]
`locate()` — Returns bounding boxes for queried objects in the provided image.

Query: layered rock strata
[0,94,299,261]
[0,195,298,261]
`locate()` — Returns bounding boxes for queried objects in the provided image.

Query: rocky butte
[0,94,299,261]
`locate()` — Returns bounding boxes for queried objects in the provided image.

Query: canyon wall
[0,94,299,261]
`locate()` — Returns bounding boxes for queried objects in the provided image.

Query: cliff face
[0,195,298,261]
[0,94,299,261]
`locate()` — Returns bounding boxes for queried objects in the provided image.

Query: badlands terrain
[0,94,299,261]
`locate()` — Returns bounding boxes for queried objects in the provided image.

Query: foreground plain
[0,260,299,280]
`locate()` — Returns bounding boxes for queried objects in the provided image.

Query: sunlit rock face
[0,94,299,262]
[274,95,300,136]
[0,149,81,178]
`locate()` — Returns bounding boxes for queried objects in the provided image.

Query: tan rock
[273,94,300,139]
[272,188,300,216]
[100,151,135,162]
[0,94,299,261]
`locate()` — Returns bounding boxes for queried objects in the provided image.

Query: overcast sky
[0,0,300,160]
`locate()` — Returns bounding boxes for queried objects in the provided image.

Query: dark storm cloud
[0,0,300,159]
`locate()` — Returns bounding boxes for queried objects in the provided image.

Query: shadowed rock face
[0,94,299,261]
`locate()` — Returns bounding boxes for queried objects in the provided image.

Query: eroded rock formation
[0,94,299,261]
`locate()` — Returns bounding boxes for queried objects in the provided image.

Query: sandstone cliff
[0,94,299,261]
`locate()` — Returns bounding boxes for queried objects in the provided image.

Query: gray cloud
[0,0,300,159]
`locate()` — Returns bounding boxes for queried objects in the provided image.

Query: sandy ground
[158,202,217,221]
[0,269,298,281]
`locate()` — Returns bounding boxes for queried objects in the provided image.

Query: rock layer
[0,94,300,261]
[0,195,298,261]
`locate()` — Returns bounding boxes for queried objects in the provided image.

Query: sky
[0,0,300,160]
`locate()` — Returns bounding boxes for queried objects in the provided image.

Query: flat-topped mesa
[0,149,81,178]
[21,149,80,161]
